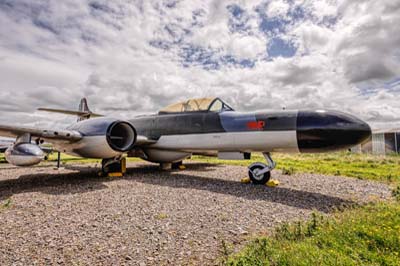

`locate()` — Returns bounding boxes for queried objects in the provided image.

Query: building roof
[373,128,400,134]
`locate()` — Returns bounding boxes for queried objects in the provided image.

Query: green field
[193,152,400,184]
[0,152,141,165]
[224,202,400,266]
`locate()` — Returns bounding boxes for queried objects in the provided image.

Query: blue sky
[0,0,399,129]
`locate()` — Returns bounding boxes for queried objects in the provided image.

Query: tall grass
[225,202,400,266]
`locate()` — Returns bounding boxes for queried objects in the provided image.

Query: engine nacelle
[63,118,137,159]
[5,143,45,166]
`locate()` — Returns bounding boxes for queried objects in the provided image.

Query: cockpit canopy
[158,97,234,114]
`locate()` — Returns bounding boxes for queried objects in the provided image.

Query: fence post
[57,152,61,168]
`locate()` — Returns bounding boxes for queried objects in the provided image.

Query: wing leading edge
[0,124,82,141]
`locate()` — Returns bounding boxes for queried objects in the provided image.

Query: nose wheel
[248,153,276,185]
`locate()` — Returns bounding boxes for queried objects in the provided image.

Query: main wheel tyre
[248,165,271,185]
[101,159,122,175]
[101,159,111,176]
[171,161,183,170]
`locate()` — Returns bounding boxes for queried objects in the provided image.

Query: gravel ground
[0,161,391,265]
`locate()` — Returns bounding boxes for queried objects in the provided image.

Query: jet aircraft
[0,97,371,184]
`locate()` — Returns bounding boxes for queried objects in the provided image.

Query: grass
[0,152,142,165]
[155,213,169,220]
[0,198,12,212]
[392,186,400,201]
[46,153,102,164]
[192,152,400,265]
[46,153,140,164]
[193,152,400,184]
[224,202,400,266]
[2,151,399,184]
[0,153,6,163]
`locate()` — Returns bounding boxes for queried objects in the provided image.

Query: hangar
[351,128,400,155]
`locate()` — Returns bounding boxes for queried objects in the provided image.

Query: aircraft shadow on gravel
[0,163,355,213]
[128,164,355,213]
[0,169,106,201]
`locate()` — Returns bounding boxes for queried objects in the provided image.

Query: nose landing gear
[248,152,276,185]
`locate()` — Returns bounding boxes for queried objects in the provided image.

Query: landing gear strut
[248,152,276,185]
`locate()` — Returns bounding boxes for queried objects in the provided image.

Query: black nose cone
[297,110,371,153]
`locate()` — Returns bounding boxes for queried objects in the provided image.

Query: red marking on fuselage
[247,121,265,130]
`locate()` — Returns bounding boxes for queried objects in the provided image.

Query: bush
[281,167,295,176]
[1,198,12,209]
[392,185,400,201]
[275,212,324,241]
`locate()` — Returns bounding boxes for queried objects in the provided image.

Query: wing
[37,108,103,117]
[0,124,82,141]
[0,124,155,146]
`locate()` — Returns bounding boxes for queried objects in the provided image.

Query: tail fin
[38,98,103,122]
[77,98,91,122]
[79,98,90,113]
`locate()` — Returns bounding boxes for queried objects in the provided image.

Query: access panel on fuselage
[129,116,158,140]
[254,111,298,131]
[153,113,202,137]
[219,111,297,132]
[152,112,226,138]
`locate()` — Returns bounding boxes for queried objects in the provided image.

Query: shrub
[1,198,12,209]
[392,185,400,201]
[281,167,295,176]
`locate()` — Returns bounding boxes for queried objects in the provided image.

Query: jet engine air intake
[62,118,137,159]
[106,121,137,152]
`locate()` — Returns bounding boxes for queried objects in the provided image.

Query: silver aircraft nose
[296,110,371,153]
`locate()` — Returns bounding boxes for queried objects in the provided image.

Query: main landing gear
[159,161,184,170]
[101,157,126,177]
[248,152,276,185]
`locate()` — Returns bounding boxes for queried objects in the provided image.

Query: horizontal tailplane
[38,98,103,122]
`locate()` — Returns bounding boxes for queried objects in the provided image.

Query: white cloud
[292,22,333,53]
[228,34,266,59]
[0,0,399,132]
[306,0,337,20]
[0,48,88,91]
[266,0,290,18]
[191,28,266,59]
[188,1,266,60]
